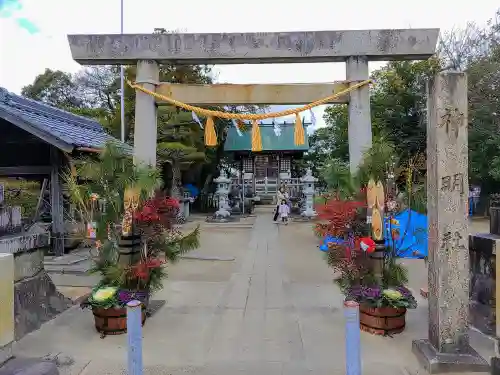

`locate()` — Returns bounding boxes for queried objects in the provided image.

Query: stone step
[44,249,93,275]
[44,259,93,275]
[44,248,91,266]
[44,254,88,266]
[48,273,100,288]
[56,286,92,304]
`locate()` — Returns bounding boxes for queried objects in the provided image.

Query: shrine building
[224,120,311,202]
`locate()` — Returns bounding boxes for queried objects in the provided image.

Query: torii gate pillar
[346,56,372,173]
[134,60,159,167]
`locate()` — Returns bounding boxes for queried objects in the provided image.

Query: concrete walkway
[11,208,495,374]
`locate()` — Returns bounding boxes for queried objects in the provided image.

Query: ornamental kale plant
[346,285,417,309]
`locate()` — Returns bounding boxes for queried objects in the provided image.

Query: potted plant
[66,143,200,336]
[319,193,417,335]
[346,285,417,335]
[319,137,425,335]
[318,148,424,335]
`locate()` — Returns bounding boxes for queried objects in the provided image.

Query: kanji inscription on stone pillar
[412,71,488,373]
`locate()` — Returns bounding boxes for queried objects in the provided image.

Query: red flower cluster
[321,192,380,294]
[129,258,165,280]
[135,204,160,222]
[316,196,365,237]
[163,197,180,209]
[135,194,180,223]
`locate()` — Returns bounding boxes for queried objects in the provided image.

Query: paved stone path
[11,209,495,374]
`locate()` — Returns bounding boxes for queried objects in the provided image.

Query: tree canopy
[20,29,221,194]
[310,9,500,194]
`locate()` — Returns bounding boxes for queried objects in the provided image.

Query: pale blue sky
[0,0,499,127]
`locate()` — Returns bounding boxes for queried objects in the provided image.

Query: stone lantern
[214,171,232,217]
[301,169,317,218]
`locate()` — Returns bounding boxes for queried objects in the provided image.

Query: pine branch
[162,225,200,263]
[177,225,201,253]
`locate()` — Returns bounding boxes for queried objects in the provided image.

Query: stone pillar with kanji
[412,71,488,373]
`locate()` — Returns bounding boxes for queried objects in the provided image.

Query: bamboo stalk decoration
[87,193,99,239]
[371,182,385,241]
[122,187,139,237]
[366,179,376,226]
[375,181,385,211]
[371,204,383,241]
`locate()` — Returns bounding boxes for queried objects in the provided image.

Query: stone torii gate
[66,29,488,373]
[67,29,439,172]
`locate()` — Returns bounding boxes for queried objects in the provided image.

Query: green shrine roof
[224,121,311,152]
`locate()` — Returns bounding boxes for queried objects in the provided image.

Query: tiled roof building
[0,87,130,154]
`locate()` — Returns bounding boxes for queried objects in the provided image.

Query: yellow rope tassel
[251,120,263,152]
[294,114,305,146]
[204,116,217,146]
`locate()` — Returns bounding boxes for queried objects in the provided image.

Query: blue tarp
[319,209,427,258]
[183,184,199,198]
[319,235,345,252]
[384,209,427,258]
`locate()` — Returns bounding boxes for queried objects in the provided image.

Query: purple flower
[347,285,382,299]
[347,286,364,297]
[395,286,413,297]
[363,287,382,298]
[118,290,148,304]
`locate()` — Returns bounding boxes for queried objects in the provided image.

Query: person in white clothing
[274,187,286,221]
[278,199,290,224]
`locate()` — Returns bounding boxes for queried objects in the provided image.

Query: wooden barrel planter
[359,305,406,335]
[92,305,147,336]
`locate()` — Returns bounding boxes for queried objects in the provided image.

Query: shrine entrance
[254,155,277,180]
[254,154,278,195]
[64,28,490,373]
[224,119,309,201]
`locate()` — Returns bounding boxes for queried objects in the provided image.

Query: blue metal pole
[344,300,361,375]
[127,300,143,375]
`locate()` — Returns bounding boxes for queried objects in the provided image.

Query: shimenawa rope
[127,79,373,152]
